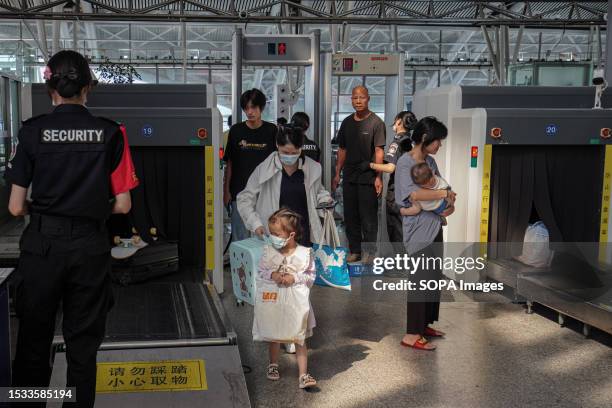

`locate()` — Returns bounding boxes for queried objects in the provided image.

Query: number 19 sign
[142,124,154,138]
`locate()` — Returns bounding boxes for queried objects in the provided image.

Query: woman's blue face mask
[277,143,301,166]
[279,153,300,165]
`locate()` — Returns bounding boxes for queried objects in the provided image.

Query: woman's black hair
[276,123,305,149]
[291,112,310,131]
[45,50,94,99]
[394,111,418,132]
[240,88,267,110]
[411,116,448,147]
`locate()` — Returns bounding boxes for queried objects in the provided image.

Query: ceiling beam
[0,3,605,28]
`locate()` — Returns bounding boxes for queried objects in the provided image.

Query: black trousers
[406,228,443,335]
[343,182,379,254]
[12,215,113,408]
[386,201,403,244]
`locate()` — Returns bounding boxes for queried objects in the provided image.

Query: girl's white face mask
[265,232,295,249]
[266,234,287,249]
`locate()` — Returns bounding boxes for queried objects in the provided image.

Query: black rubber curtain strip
[124,148,206,270]
[489,145,604,243]
[142,149,166,238]
[129,148,155,244]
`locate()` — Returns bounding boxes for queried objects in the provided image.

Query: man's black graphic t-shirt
[223,121,277,198]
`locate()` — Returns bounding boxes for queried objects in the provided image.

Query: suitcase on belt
[111,242,179,286]
[229,237,265,306]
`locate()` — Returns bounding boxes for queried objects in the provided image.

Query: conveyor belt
[105,283,226,341]
[48,282,249,407]
[54,282,235,349]
[1,217,233,346]
[485,258,547,289]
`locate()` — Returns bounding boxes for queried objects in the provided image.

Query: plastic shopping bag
[252,279,310,345]
[313,210,351,290]
[516,221,554,267]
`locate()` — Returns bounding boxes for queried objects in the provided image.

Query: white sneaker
[284,343,296,354]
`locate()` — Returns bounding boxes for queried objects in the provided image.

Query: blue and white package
[312,242,351,291]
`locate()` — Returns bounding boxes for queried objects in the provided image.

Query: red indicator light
[601,128,611,139]
[342,58,354,72]
[490,128,502,138]
[471,146,478,158]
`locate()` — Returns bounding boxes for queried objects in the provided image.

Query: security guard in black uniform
[291,112,321,162]
[363,111,417,244]
[6,50,138,407]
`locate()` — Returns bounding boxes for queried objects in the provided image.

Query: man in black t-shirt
[332,86,386,262]
[223,89,277,241]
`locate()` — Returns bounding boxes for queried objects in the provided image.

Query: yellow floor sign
[96,360,207,393]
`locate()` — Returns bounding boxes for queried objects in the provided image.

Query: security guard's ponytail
[395,111,417,133]
[45,50,96,99]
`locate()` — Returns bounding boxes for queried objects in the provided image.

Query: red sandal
[400,336,436,351]
[424,327,445,337]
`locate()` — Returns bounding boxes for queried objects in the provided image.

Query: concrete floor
[220,272,612,408]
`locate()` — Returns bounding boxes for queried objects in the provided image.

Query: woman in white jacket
[237,123,332,247]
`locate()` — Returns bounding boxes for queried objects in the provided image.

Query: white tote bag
[252,278,311,345]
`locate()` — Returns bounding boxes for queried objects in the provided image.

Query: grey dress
[394,153,443,254]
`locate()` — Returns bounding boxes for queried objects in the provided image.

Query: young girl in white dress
[256,208,317,389]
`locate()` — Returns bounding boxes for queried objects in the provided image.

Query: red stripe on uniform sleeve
[110,125,139,195]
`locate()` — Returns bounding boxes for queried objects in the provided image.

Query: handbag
[312,210,351,290]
